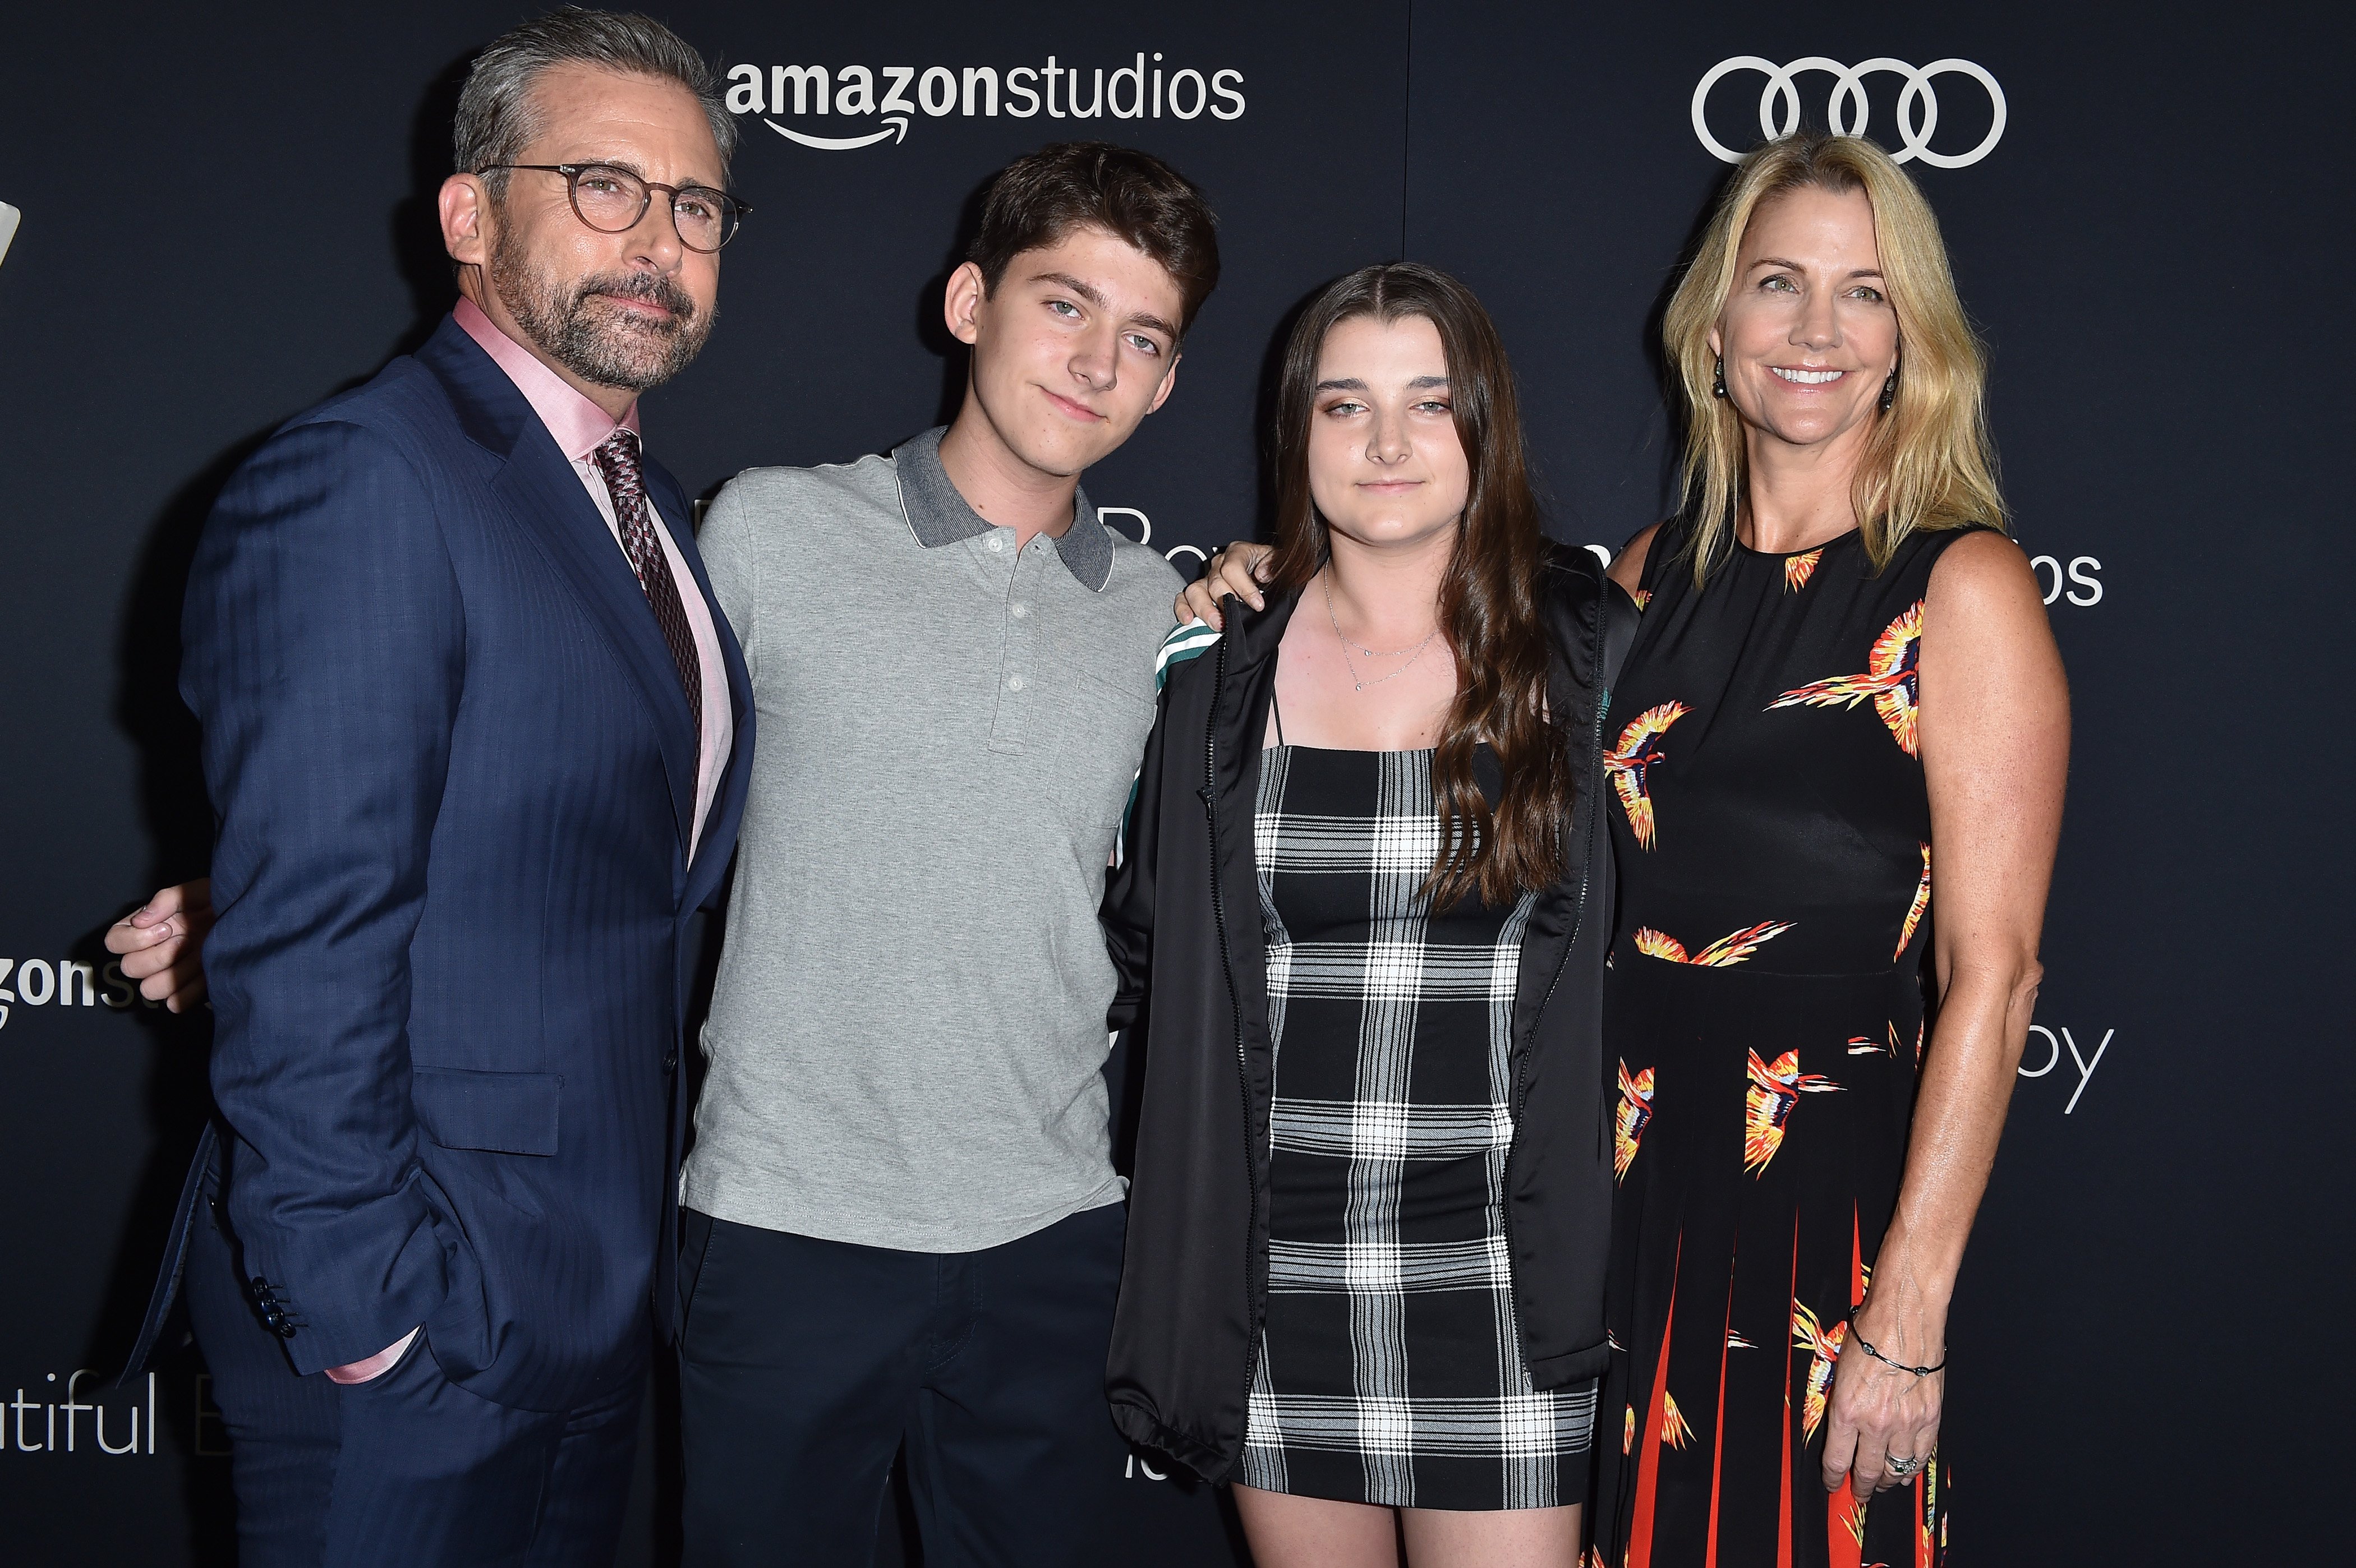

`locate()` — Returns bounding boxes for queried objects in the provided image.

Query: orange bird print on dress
[1633,920,1794,967]
[1895,842,1931,960]
[1744,1048,1842,1174]
[1791,1297,1846,1444]
[1604,701,1689,850]
[1659,1391,1694,1449]
[1832,1488,1869,1558]
[1848,1021,1910,1060]
[1784,548,1823,592]
[1615,1061,1656,1181]
[1766,600,1926,757]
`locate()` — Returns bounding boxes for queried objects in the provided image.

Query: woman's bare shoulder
[1925,528,2042,621]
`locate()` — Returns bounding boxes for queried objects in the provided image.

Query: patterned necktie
[592,428,703,736]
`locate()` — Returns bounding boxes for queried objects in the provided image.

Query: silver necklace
[1324,574,1439,693]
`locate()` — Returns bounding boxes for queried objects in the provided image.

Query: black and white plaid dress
[1237,739,1597,1511]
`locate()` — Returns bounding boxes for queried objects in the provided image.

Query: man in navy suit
[117,12,753,1564]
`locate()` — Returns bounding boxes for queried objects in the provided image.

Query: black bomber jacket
[1098,543,1638,1483]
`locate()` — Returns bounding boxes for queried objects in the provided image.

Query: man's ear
[942,260,988,348]
[441,173,490,269]
[1144,353,1182,417]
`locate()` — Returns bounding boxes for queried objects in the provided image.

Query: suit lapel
[642,455,756,911]
[420,320,698,853]
[499,441,699,849]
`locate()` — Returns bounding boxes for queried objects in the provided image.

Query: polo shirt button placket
[1005,532,1029,704]
[992,528,1043,746]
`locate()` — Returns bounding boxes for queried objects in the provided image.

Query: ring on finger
[1883,1452,1925,1479]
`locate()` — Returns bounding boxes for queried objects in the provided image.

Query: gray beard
[489,226,715,394]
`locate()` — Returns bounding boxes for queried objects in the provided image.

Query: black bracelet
[1845,1311,1946,1376]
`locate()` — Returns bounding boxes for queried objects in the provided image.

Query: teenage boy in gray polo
[675,144,1214,1565]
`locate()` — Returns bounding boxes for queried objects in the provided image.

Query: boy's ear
[944,261,989,348]
[1145,354,1182,416]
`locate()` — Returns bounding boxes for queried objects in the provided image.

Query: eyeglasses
[477,163,749,253]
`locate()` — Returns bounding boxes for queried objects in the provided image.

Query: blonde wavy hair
[1663,132,2005,582]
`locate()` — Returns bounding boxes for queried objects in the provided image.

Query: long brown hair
[1264,263,1571,908]
[1664,132,2007,583]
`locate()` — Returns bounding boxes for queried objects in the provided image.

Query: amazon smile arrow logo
[764,114,907,150]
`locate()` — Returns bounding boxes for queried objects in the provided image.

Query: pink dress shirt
[455,297,733,860]
[326,301,735,1388]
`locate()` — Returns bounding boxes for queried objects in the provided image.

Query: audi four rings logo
[1692,57,2007,168]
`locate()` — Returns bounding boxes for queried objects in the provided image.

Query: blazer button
[277,1323,298,1340]
[662,1052,679,1072]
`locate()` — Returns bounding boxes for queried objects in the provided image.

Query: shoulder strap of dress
[1636,516,1685,596]
[1897,520,2001,580]
[1602,576,1640,691]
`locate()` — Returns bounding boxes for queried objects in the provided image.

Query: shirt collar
[890,426,1115,593]
[453,296,641,462]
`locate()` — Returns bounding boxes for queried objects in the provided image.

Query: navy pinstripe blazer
[146,315,752,1413]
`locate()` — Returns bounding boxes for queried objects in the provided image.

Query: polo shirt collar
[892,426,1115,593]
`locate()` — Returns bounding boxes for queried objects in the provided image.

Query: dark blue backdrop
[2,2,2345,1562]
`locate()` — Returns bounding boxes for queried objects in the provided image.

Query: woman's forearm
[1863,954,2039,1344]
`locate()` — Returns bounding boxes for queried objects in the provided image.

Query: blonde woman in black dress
[1579,132,2065,1565]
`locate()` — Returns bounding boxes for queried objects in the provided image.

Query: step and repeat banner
[0,2,2343,1562]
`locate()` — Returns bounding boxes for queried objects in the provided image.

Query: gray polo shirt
[682,428,1180,1252]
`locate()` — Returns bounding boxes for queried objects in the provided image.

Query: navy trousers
[184,1164,642,1567]
[677,1202,1133,1567]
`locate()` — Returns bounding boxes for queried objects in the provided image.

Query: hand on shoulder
[1173,539,1272,628]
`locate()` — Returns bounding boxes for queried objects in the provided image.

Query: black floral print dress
[1590,520,1982,1568]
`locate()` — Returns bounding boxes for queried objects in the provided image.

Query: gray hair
[454,7,735,196]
